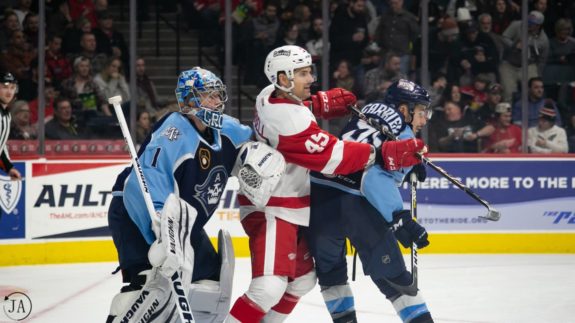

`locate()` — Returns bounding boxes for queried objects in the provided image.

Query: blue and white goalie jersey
[113,112,252,244]
[311,101,415,222]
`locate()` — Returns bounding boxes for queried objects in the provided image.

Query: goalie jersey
[112,112,252,244]
[311,101,415,222]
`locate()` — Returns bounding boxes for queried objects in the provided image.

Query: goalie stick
[109,96,195,323]
[348,104,501,222]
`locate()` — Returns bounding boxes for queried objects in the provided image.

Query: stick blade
[108,95,123,105]
[480,209,501,222]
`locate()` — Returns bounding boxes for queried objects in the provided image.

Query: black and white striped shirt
[0,105,13,172]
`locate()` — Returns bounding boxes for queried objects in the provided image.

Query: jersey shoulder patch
[152,112,201,158]
[221,115,253,148]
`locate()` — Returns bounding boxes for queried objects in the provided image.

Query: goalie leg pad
[187,229,235,322]
[148,193,197,281]
[107,269,179,323]
[218,229,235,305]
[234,141,286,208]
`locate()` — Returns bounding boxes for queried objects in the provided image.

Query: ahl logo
[163,126,180,141]
[0,175,22,214]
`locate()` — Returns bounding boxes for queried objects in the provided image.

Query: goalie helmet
[175,67,228,129]
[384,79,432,119]
[264,45,314,93]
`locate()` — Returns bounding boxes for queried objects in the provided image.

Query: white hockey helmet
[264,45,313,93]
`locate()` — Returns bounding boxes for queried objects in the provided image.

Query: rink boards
[0,156,574,266]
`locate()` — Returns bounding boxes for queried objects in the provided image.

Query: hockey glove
[404,163,427,183]
[234,141,286,208]
[391,210,429,249]
[308,88,356,120]
[379,138,426,171]
[148,194,196,279]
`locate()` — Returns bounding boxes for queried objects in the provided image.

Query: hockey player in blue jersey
[106,67,285,323]
[305,79,434,323]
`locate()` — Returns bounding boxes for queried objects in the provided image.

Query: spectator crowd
[198,0,574,153]
[1,0,160,146]
[2,0,575,153]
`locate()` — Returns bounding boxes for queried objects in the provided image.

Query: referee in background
[0,72,22,180]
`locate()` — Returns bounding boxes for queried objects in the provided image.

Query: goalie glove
[234,141,286,208]
[148,193,196,279]
[391,210,429,249]
[306,88,356,120]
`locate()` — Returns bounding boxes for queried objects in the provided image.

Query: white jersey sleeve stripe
[320,140,345,174]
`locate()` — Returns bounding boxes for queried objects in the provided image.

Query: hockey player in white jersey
[227,46,429,322]
[106,67,285,323]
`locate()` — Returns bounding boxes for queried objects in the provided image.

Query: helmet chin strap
[275,79,304,103]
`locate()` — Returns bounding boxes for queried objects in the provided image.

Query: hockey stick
[379,172,420,297]
[409,173,419,291]
[109,96,195,323]
[348,105,501,222]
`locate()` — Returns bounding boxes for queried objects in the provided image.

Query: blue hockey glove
[404,163,427,183]
[391,210,429,249]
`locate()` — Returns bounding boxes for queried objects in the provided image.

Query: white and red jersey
[238,85,373,226]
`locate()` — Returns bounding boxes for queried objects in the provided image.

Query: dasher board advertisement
[25,161,128,239]
[399,157,575,232]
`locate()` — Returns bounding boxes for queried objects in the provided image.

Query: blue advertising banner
[0,162,26,239]
[399,157,575,232]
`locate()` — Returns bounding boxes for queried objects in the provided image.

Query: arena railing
[8,140,130,159]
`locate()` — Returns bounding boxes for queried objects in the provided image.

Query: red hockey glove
[309,88,356,119]
[379,139,426,171]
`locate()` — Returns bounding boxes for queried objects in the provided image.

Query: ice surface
[0,254,573,322]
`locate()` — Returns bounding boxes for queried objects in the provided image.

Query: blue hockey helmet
[175,67,228,129]
[384,79,432,119]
